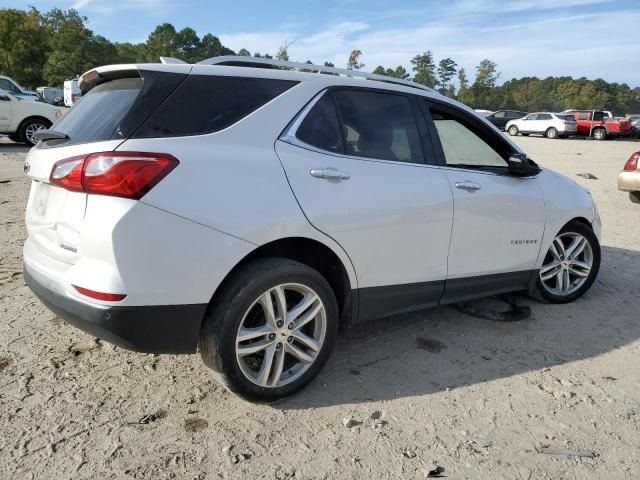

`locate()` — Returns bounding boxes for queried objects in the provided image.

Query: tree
[238,48,251,57]
[471,59,500,108]
[42,8,96,85]
[322,61,337,75]
[411,51,436,88]
[276,40,294,62]
[144,23,179,61]
[457,68,472,105]
[199,33,233,59]
[347,49,364,70]
[0,8,49,87]
[437,57,457,93]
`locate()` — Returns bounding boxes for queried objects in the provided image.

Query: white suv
[23,57,601,401]
[0,89,64,146]
[507,112,577,139]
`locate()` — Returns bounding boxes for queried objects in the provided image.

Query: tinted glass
[0,79,19,93]
[537,114,552,120]
[558,114,576,121]
[578,112,589,120]
[508,111,525,118]
[135,76,297,138]
[332,90,422,163]
[430,107,508,169]
[524,114,538,120]
[51,77,142,146]
[493,111,506,118]
[296,93,343,153]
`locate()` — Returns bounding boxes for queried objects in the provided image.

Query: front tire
[534,221,600,303]
[508,125,519,136]
[19,118,51,147]
[199,258,339,401]
[630,191,640,204]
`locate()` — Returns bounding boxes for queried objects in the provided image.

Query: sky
[6,0,640,86]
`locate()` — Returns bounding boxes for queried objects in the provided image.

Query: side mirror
[508,154,540,177]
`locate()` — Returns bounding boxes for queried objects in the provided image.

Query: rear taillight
[624,152,639,171]
[49,152,179,199]
[73,285,126,302]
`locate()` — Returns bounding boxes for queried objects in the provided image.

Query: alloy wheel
[539,232,593,296]
[235,283,326,388]
[25,122,47,145]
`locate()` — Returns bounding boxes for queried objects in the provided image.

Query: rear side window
[295,93,343,153]
[52,78,142,145]
[537,114,552,120]
[332,90,423,163]
[134,76,297,138]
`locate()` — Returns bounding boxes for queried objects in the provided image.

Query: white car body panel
[441,168,545,278]
[22,61,600,331]
[0,89,62,133]
[275,140,453,288]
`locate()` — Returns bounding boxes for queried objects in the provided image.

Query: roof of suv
[79,56,439,98]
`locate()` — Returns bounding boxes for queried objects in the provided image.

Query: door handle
[310,168,351,181]
[455,181,481,192]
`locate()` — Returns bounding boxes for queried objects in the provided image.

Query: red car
[564,110,632,140]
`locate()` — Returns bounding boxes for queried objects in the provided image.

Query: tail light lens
[624,152,639,171]
[49,152,179,199]
[73,285,126,302]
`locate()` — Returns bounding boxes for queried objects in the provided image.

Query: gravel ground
[1,136,639,479]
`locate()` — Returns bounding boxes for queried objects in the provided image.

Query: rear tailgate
[24,70,183,267]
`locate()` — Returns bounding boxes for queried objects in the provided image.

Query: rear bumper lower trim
[24,264,206,354]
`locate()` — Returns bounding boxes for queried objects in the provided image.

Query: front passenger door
[422,101,546,302]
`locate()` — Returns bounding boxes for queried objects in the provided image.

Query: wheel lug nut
[268,333,276,340]
[276,320,283,328]
[288,323,293,330]
[276,343,282,349]
[287,336,293,343]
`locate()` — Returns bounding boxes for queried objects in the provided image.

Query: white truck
[63,78,82,107]
[0,88,64,146]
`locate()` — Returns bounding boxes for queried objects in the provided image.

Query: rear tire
[592,128,606,141]
[199,257,339,401]
[630,191,640,204]
[533,221,600,304]
[507,125,519,136]
[545,127,558,139]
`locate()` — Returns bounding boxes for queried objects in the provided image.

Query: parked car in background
[22,57,602,401]
[63,78,82,107]
[618,151,640,203]
[0,88,64,146]
[486,110,527,130]
[563,110,632,140]
[0,75,39,101]
[506,112,577,139]
[36,86,64,105]
[627,115,640,137]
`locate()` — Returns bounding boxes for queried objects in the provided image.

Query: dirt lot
[1,136,639,480]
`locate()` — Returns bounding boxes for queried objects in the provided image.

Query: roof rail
[195,55,436,93]
[160,56,187,65]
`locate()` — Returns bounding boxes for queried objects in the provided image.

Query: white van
[63,78,82,107]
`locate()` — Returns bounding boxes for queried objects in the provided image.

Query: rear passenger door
[276,88,453,320]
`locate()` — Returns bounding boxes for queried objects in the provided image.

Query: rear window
[51,78,143,145]
[558,114,576,121]
[134,76,297,138]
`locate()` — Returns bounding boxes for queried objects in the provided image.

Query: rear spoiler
[79,62,193,94]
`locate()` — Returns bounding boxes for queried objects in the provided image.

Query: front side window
[492,111,506,118]
[332,90,423,163]
[429,105,509,169]
[0,79,19,93]
[295,93,343,153]
[524,114,538,121]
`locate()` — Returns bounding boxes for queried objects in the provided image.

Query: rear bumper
[618,171,640,192]
[24,264,206,354]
